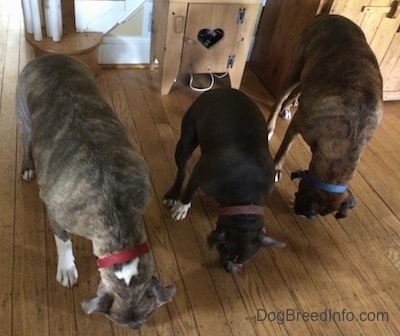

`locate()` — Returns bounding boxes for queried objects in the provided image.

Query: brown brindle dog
[266,14,383,219]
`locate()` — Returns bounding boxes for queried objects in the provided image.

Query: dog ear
[257,231,286,248]
[81,292,114,315]
[335,195,356,219]
[147,277,176,307]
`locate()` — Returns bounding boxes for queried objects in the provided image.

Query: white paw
[56,265,78,288]
[171,201,191,220]
[163,198,177,208]
[280,109,292,120]
[54,236,78,287]
[267,130,274,141]
[21,169,34,181]
[274,170,282,183]
[267,125,275,141]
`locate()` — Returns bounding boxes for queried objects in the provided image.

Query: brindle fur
[16,54,175,329]
[266,14,383,219]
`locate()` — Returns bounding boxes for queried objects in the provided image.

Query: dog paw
[56,265,78,288]
[267,127,274,141]
[279,109,292,120]
[224,261,243,273]
[55,236,78,287]
[274,170,283,183]
[21,169,34,181]
[171,201,191,220]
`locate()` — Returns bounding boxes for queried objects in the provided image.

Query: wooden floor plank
[72,235,115,336]
[260,99,400,336]
[105,69,173,336]
[14,156,49,336]
[45,216,78,336]
[120,69,234,336]
[1,3,27,336]
[2,4,400,335]
[183,194,260,336]
[0,6,15,336]
[117,70,200,335]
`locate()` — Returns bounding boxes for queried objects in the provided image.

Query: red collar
[97,242,150,269]
[218,205,264,216]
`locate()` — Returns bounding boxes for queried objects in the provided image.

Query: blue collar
[291,170,348,194]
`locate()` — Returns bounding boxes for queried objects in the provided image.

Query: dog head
[208,214,285,272]
[292,171,356,219]
[82,274,175,329]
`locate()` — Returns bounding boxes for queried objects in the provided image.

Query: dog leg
[54,235,78,287]
[170,165,200,220]
[16,91,35,181]
[163,142,187,207]
[21,145,34,181]
[50,217,78,287]
[267,40,305,140]
[273,116,300,182]
[278,85,301,121]
[164,115,198,207]
[266,83,299,141]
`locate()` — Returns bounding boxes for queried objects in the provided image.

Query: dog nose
[299,212,316,220]
[224,261,243,273]
[129,320,145,329]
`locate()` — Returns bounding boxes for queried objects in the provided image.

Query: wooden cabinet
[150,0,262,95]
[249,0,329,98]
[329,0,400,101]
[250,0,400,100]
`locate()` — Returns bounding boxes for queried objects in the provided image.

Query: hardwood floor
[1,3,400,336]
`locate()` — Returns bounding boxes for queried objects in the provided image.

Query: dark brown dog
[163,88,285,272]
[266,14,383,219]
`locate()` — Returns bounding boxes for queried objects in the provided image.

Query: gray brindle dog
[267,14,383,219]
[16,54,175,329]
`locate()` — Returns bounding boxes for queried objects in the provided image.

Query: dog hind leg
[267,41,305,140]
[279,85,301,121]
[15,88,34,181]
[267,82,300,140]
[273,113,301,182]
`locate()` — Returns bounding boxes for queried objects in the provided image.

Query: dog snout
[223,261,243,273]
[298,211,317,220]
[129,320,145,329]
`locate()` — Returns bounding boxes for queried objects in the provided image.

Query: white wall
[75,0,152,64]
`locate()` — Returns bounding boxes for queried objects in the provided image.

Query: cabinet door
[330,0,400,100]
[180,4,247,74]
[249,0,325,97]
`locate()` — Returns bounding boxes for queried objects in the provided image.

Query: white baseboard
[98,36,151,64]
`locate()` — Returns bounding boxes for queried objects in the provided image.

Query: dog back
[16,54,150,240]
[299,15,382,113]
